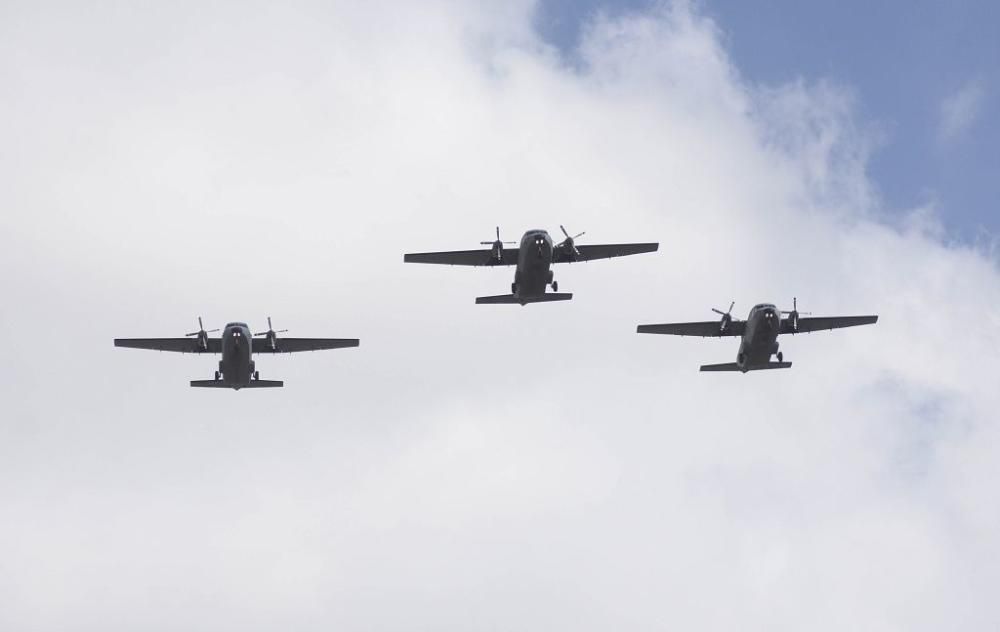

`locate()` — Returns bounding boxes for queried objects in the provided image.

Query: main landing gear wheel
[214,371,221,381]
[511,282,517,294]
[254,371,260,381]
[552,281,559,292]
[777,352,784,363]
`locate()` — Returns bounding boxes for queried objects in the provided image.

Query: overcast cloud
[1,1,998,630]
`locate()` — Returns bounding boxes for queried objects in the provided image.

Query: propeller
[780,297,812,331]
[558,224,586,258]
[185,317,218,351]
[480,226,516,247]
[480,226,515,263]
[254,317,288,350]
[711,301,735,333]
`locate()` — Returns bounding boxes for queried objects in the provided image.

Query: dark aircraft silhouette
[114,317,359,389]
[637,298,877,372]
[404,226,658,305]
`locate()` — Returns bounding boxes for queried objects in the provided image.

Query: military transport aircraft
[636,298,877,372]
[404,226,659,304]
[114,317,359,389]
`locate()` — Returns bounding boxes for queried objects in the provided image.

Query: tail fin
[475,293,573,305]
[699,362,792,372]
[190,379,284,389]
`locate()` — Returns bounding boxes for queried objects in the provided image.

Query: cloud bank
[0,1,997,630]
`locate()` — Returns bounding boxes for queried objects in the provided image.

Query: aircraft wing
[252,338,360,353]
[114,338,222,353]
[783,315,878,334]
[404,248,519,266]
[636,321,745,337]
[553,242,659,263]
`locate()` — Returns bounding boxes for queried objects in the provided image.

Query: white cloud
[0,1,998,630]
[939,79,986,142]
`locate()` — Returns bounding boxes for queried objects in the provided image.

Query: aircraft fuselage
[512,229,556,301]
[736,304,782,372]
[218,322,256,389]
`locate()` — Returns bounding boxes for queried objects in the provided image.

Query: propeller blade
[187,316,211,336]
[560,224,570,239]
[711,301,735,317]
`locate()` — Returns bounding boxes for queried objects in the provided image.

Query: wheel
[777,352,784,362]
[552,281,559,292]
[254,371,260,381]
[214,371,220,381]
[511,282,517,294]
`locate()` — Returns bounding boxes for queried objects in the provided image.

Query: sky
[537,0,1000,239]
[1,1,999,630]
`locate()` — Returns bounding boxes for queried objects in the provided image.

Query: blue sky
[535,0,999,238]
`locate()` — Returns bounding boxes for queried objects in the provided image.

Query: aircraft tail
[475,293,573,305]
[699,362,792,372]
[190,379,284,388]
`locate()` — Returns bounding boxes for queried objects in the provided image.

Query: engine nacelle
[719,313,732,333]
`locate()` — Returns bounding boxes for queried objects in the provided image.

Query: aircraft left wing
[252,338,360,353]
[404,248,519,266]
[636,320,746,337]
[782,315,878,334]
[114,338,222,353]
[553,242,658,263]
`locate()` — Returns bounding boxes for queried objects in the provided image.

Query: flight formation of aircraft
[115,227,878,388]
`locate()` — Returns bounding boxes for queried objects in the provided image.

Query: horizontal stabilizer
[190,379,284,388]
[475,293,573,305]
[699,361,792,372]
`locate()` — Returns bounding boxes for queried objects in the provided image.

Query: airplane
[636,298,877,372]
[114,317,359,389]
[404,226,659,305]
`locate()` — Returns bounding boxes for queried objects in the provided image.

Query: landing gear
[552,281,559,292]
[511,282,517,294]
[777,352,784,363]
[254,371,260,381]
[214,370,221,381]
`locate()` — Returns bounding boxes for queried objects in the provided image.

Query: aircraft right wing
[253,338,360,353]
[114,338,222,353]
[553,242,659,263]
[636,321,746,337]
[404,248,519,266]
[783,315,878,334]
